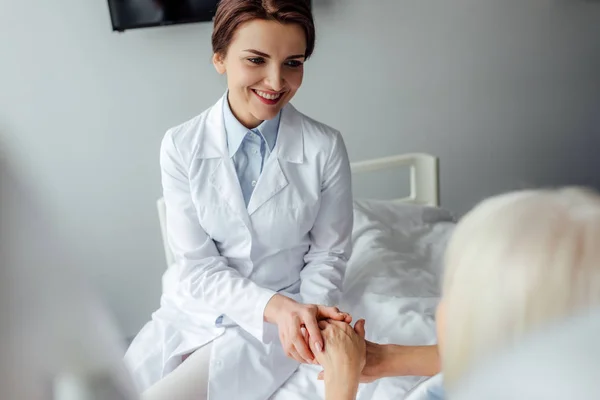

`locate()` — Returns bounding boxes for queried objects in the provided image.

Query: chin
[253,107,283,121]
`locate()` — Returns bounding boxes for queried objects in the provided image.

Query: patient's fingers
[317,371,324,380]
[324,319,353,331]
[342,313,353,324]
[354,319,366,338]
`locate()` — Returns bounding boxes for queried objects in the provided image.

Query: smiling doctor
[124,1,354,399]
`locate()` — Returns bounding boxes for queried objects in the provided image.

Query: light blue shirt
[223,95,281,206]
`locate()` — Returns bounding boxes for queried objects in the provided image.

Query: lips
[252,89,285,105]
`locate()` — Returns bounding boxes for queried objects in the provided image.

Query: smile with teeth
[253,89,283,100]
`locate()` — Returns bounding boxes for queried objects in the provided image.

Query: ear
[212,52,226,75]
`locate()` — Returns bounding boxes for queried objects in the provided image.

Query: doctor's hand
[264,294,352,365]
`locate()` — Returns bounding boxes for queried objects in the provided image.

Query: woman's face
[213,19,307,129]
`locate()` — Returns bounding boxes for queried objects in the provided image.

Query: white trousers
[141,343,213,400]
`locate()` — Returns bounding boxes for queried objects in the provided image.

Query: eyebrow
[243,49,305,60]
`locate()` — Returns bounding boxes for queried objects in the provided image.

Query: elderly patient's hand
[310,319,366,382]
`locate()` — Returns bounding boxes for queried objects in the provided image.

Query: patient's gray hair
[442,187,600,386]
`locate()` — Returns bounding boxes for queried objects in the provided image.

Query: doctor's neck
[227,93,266,130]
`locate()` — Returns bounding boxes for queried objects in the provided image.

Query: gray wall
[1,0,599,337]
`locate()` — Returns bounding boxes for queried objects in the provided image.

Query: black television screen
[107,0,219,31]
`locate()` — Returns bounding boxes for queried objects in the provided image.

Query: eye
[285,60,304,68]
[247,57,265,65]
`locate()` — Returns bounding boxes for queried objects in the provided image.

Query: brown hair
[212,0,315,59]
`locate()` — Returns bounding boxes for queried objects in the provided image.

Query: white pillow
[353,198,455,234]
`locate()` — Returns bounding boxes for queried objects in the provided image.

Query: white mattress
[270,199,455,400]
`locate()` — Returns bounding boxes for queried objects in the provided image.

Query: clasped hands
[264,294,369,381]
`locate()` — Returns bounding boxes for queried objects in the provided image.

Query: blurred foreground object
[0,148,137,399]
[451,309,600,400]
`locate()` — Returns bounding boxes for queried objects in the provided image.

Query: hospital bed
[157,153,455,400]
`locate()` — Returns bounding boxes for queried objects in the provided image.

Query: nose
[265,65,284,92]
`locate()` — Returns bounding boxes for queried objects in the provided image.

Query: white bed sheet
[270,199,455,400]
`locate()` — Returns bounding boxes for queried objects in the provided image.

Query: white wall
[2,0,599,337]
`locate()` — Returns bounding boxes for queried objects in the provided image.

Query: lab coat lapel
[209,159,251,227]
[204,95,252,228]
[247,157,288,215]
[247,104,304,216]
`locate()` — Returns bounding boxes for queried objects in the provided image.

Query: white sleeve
[160,131,276,342]
[300,131,353,306]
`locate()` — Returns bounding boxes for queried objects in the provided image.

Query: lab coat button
[251,180,257,187]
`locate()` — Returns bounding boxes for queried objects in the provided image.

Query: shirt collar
[223,93,280,158]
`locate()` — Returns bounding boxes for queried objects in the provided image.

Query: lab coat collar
[198,94,304,164]
[275,101,304,164]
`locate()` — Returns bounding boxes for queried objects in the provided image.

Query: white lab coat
[124,95,354,400]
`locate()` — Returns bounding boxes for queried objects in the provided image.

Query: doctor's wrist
[264,293,297,324]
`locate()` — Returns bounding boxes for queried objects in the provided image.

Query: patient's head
[436,187,600,386]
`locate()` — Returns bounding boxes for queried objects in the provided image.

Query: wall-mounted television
[107,0,220,32]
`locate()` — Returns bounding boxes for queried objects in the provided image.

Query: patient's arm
[319,343,441,382]
[325,370,360,400]
[364,344,440,380]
